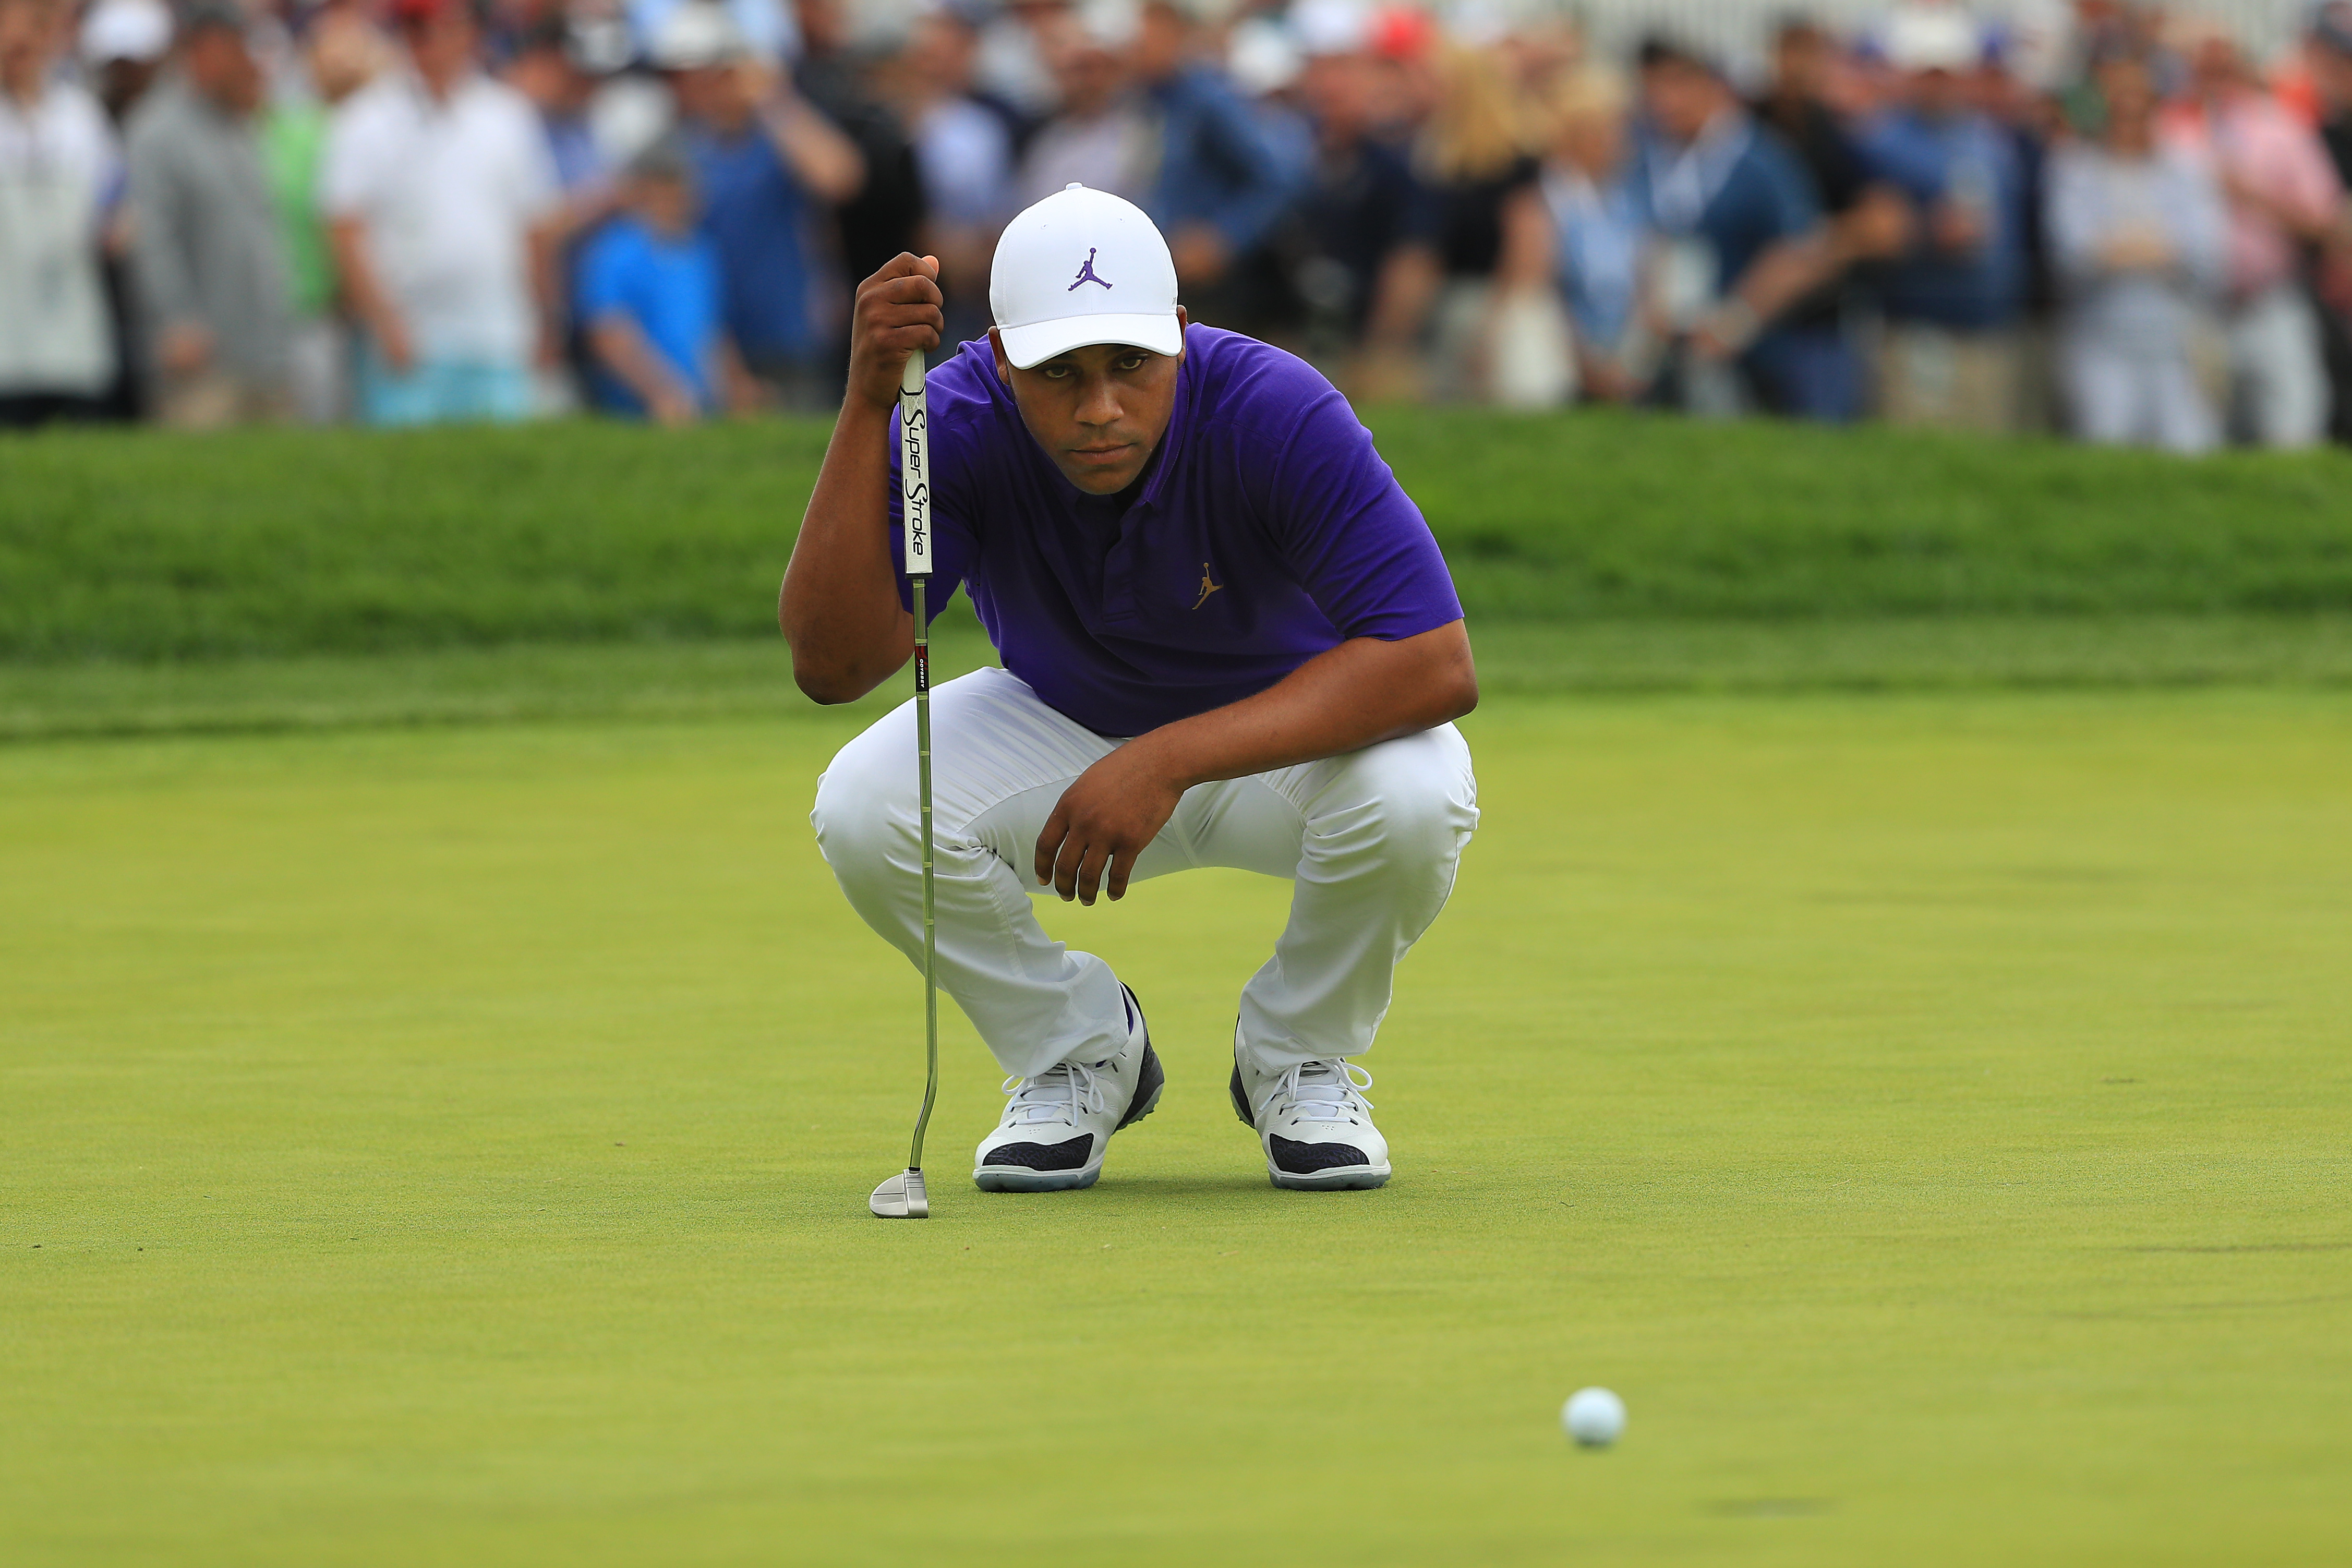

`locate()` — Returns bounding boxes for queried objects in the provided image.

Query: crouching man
[786,185,1478,1195]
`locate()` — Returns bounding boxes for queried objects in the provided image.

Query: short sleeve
[509,99,561,221]
[317,97,378,216]
[574,226,632,322]
[1259,383,1463,641]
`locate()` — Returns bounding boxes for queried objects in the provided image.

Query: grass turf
[5,689,2348,1564]
[8,412,2352,660]
[8,612,2352,741]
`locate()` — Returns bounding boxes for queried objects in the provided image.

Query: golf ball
[1562,1386,1626,1447]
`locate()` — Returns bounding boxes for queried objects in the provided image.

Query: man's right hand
[847,254,943,413]
[372,311,415,375]
[158,322,214,378]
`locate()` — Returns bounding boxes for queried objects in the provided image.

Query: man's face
[1300,51,1372,136]
[2191,36,2240,94]
[670,62,751,130]
[1641,59,1719,142]
[989,319,1189,496]
[1045,21,1127,117]
[1772,28,1827,97]
[1907,65,1967,118]
[2315,43,2352,110]
[634,172,697,234]
[187,27,262,114]
[0,0,58,94]
[2094,55,2155,132]
[401,9,477,86]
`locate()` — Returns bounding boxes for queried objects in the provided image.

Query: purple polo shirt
[887,324,1463,737]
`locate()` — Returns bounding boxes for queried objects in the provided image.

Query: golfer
[788,185,1478,1193]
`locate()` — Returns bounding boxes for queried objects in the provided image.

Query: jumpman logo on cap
[1068,248,1112,291]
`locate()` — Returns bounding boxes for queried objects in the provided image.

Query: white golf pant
[812,666,1479,1081]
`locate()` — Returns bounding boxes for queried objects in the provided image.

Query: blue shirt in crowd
[684,123,813,364]
[575,213,723,416]
[1858,108,2027,330]
[1145,65,1303,256]
[1632,112,1819,295]
[1543,168,1647,350]
[887,326,1464,736]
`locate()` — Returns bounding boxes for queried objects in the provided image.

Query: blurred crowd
[7,0,2352,451]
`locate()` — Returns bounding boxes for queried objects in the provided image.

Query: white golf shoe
[1230,1041,1391,1191]
[974,986,1163,1192]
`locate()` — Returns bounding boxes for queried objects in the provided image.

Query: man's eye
[1043,365,1072,379]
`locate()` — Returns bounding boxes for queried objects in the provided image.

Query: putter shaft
[899,349,940,1200]
[909,574,938,1173]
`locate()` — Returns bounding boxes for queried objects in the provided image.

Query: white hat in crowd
[1290,0,1370,58]
[1884,5,1982,73]
[79,0,173,66]
[651,2,751,69]
[990,184,1184,369]
[1070,0,1143,52]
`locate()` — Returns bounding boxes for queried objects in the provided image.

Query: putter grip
[900,353,931,577]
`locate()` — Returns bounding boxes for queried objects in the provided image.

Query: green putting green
[5,689,2348,1565]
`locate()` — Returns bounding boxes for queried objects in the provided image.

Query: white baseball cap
[652,2,750,69]
[79,0,173,65]
[1884,6,1981,73]
[990,184,1183,370]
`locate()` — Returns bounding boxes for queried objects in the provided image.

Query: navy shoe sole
[1231,1060,1390,1191]
[975,988,1160,1193]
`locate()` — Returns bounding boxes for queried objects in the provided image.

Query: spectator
[125,2,294,428]
[1014,0,1152,206]
[323,0,563,425]
[2317,2,2352,184]
[1284,0,1441,375]
[1407,41,1543,401]
[794,0,925,292]
[1632,35,1844,418]
[2306,0,2352,442]
[974,0,1067,120]
[2161,20,2343,447]
[1131,0,1301,317]
[630,0,796,68]
[1502,65,1650,405]
[576,134,759,422]
[505,11,631,207]
[78,0,170,124]
[655,1,862,407]
[505,11,638,411]
[1751,15,1911,420]
[1,0,122,427]
[263,9,385,424]
[1860,7,2031,433]
[78,0,171,420]
[2046,49,2226,452]
[882,2,1015,343]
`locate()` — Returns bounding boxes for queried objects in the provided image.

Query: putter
[872,349,939,1220]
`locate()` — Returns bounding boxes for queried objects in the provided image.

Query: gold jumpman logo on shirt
[1192,562,1224,610]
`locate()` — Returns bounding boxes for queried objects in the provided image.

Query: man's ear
[1173,307,1189,361]
[987,328,1012,384]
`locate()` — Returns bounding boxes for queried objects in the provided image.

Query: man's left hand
[1034,743,1186,905]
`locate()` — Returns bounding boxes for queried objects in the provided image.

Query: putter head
[869,1168,930,1219]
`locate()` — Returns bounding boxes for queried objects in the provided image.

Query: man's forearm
[328,219,396,339]
[779,395,914,701]
[1129,621,1478,789]
[588,315,694,416]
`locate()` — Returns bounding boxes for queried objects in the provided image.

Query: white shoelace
[999,1060,1110,1129]
[1272,1059,1374,1124]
